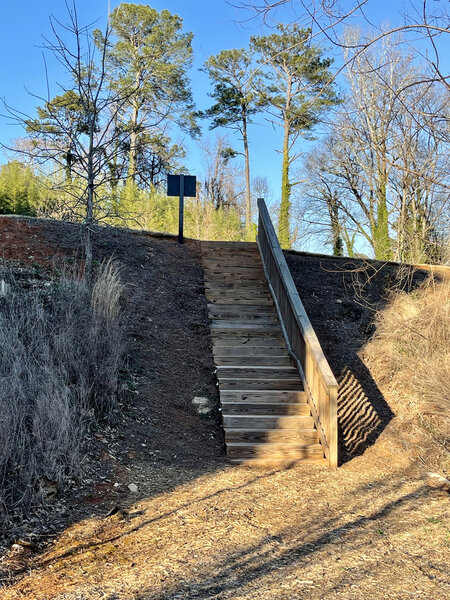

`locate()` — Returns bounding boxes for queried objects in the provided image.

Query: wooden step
[206,288,272,298]
[205,282,270,292]
[202,255,261,265]
[205,289,271,300]
[202,246,259,254]
[215,356,292,366]
[201,241,258,250]
[207,304,276,317]
[221,402,310,416]
[219,378,302,391]
[204,271,264,283]
[209,311,277,321]
[207,295,274,306]
[230,456,327,466]
[222,415,315,429]
[225,428,319,444]
[220,390,307,403]
[226,442,324,460]
[211,320,279,333]
[213,346,288,357]
[208,302,275,311]
[205,281,269,291]
[212,336,285,347]
[217,366,299,379]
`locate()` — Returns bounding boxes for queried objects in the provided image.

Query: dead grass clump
[91,258,123,323]
[0,261,125,522]
[365,277,449,435]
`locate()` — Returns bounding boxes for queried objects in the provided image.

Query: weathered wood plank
[205,287,271,297]
[207,303,276,316]
[212,336,285,347]
[215,356,291,366]
[219,378,303,391]
[230,456,327,465]
[223,414,314,429]
[213,346,288,357]
[211,320,279,332]
[202,257,261,268]
[207,296,274,306]
[202,250,261,267]
[217,366,299,379]
[204,280,269,291]
[225,428,319,444]
[209,311,278,322]
[227,443,324,460]
[221,402,310,416]
[220,390,306,403]
[204,271,264,282]
[201,241,258,250]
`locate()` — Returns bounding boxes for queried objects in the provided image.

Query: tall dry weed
[365,276,449,437]
[0,261,125,522]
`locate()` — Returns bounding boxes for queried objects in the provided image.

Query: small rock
[192,396,209,407]
[0,280,10,298]
[427,472,450,492]
[128,483,138,493]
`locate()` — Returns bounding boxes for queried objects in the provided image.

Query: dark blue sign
[167,174,196,198]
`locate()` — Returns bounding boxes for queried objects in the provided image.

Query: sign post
[167,174,196,244]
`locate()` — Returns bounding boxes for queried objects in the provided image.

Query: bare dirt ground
[0,217,448,600]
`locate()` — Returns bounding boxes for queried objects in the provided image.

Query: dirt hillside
[0,216,448,600]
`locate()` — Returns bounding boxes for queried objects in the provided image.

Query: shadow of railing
[285,252,434,463]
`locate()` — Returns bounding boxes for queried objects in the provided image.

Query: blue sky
[0,1,448,248]
[0,0,288,192]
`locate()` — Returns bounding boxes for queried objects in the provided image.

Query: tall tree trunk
[396,187,407,262]
[278,123,291,249]
[327,191,343,256]
[242,108,252,239]
[84,119,95,282]
[128,99,139,183]
[373,158,392,260]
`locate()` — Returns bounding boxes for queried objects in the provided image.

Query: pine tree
[202,49,262,238]
[251,25,338,248]
[95,3,197,186]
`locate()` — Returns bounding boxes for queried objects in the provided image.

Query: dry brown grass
[365,277,450,438]
[0,261,126,522]
[91,258,124,323]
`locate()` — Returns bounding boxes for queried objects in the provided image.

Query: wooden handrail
[256,198,338,467]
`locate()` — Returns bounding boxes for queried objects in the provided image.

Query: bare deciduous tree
[2,2,136,279]
[301,34,449,262]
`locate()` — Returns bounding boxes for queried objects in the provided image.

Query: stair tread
[223,415,315,428]
[215,357,292,366]
[224,425,315,430]
[223,413,311,418]
[230,458,327,465]
[222,401,310,414]
[227,442,323,449]
[218,366,297,370]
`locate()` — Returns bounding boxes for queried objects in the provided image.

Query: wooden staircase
[201,241,326,466]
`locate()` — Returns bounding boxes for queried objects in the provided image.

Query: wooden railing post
[256,198,339,467]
